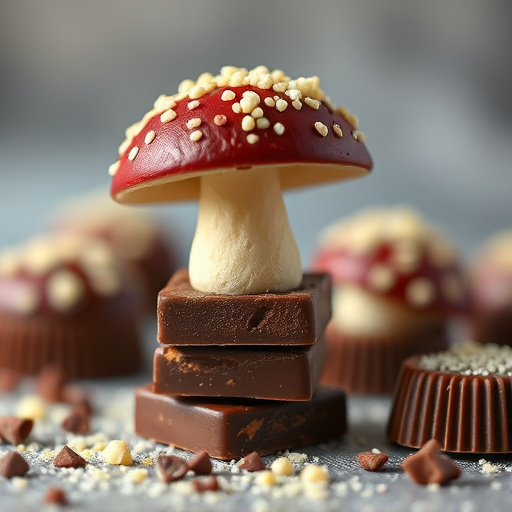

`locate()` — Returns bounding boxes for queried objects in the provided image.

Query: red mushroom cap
[109,66,373,204]
[311,207,471,315]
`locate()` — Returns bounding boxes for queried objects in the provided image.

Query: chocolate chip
[35,364,69,403]
[193,475,220,493]
[62,406,90,435]
[61,385,93,415]
[402,438,462,485]
[54,446,87,468]
[44,487,67,505]
[358,451,389,471]
[0,416,34,445]
[239,451,266,472]
[0,451,30,478]
[187,450,212,475]
[156,454,188,483]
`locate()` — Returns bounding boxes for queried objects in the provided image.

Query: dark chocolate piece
[387,354,512,453]
[0,417,34,445]
[61,406,90,435]
[239,451,265,472]
[357,452,389,471]
[0,451,30,478]
[54,446,87,468]
[187,450,212,475]
[156,454,188,483]
[135,384,347,460]
[44,487,67,505]
[402,439,462,485]
[157,269,331,346]
[153,336,326,400]
[193,476,220,493]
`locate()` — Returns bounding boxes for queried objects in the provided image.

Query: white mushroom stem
[189,167,302,295]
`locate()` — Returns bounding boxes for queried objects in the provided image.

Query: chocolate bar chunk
[135,384,347,460]
[152,336,326,400]
[157,269,331,346]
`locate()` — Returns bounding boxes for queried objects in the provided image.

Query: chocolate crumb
[402,439,462,485]
[0,416,34,445]
[358,452,389,471]
[187,450,212,475]
[54,446,87,468]
[44,487,67,505]
[193,475,220,493]
[239,451,266,472]
[62,406,90,435]
[0,451,30,478]
[35,364,69,403]
[156,454,188,483]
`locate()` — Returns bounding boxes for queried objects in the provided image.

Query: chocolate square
[157,269,331,346]
[153,335,326,400]
[135,384,347,460]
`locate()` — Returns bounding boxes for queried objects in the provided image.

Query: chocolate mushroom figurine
[311,207,471,393]
[109,66,372,295]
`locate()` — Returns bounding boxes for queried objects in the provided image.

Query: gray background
[1,0,512,267]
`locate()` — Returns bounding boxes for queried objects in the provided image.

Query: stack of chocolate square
[135,269,347,460]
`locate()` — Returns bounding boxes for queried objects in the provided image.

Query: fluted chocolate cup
[0,234,145,379]
[387,346,512,453]
[321,323,448,395]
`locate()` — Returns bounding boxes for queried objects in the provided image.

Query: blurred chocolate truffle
[311,206,470,394]
[49,191,179,308]
[388,342,512,453]
[470,230,512,346]
[0,233,144,378]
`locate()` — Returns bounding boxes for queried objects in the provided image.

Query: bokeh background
[1,0,511,268]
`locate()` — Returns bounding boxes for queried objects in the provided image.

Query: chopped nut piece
[275,99,288,112]
[213,114,227,126]
[270,457,294,476]
[273,123,285,135]
[186,118,202,130]
[54,446,87,468]
[128,146,139,161]
[254,470,276,487]
[314,122,328,137]
[102,440,133,466]
[242,116,256,131]
[0,417,34,445]
[239,451,266,472]
[187,100,200,110]
[0,451,30,478]
[16,395,46,420]
[256,117,270,129]
[160,109,177,123]
[127,468,148,483]
[156,454,188,483]
[333,123,343,138]
[300,464,330,484]
[187,450,212,475]
[246,134,259,144]
[221,90,236,101]
[402,439,462,485]
[189,130,203,142]
[305,97,320,110]
[144,130,156,144]
[358,451,389,471]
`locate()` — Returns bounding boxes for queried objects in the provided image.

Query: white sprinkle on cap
[314,122,328,137]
